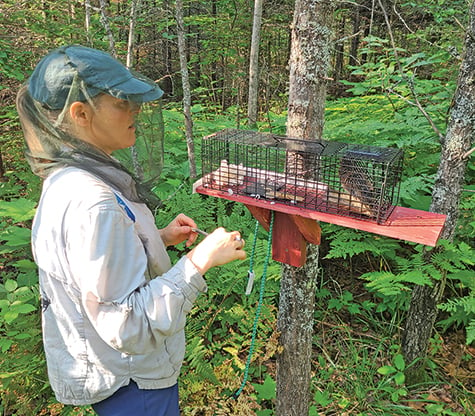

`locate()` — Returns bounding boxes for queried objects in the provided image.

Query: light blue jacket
[33,167,207,405]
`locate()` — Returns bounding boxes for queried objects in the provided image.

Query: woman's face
[82,94,141,154]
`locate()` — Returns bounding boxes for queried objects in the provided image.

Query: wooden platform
[194,184,446,266]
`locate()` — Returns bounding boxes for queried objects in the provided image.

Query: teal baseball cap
[28,45,163,110]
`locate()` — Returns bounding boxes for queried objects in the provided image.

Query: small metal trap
[200,129,404,223]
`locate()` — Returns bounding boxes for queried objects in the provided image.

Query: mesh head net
[16,45,164,209]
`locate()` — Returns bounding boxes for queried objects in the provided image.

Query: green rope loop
[233,211,275,399]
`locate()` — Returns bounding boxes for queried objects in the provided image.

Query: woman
[16,45,246,415]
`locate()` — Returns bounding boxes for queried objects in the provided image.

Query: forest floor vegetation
[1,98,474,415]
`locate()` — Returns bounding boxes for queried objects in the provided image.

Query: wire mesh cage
[200,129,404,223]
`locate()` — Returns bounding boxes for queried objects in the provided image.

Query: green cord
[248,218,260,274]
[233,211,275,399]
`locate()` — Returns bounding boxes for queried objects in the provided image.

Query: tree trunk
[126,0,141,69]
[402,0,475,385]
[175,0,196,179]
[126,0,144,181]
[333,14,345,84]
[98,0,117,57]
[247,0,264,128]
[276,245,320,416]
[276,1,334,415]
[0,149,6,182]
[84,0,92,47]
[348,4,360,68]
[285,1,334,141]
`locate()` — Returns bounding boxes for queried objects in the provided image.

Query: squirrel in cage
[337,156,376,216]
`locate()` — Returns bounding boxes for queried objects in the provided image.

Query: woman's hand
[159,213,198,247]
[186,227,246,275]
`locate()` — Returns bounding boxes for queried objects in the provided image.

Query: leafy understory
[1,92,474,414]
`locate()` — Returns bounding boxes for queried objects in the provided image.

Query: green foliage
[252,374,275,415]
[439,296,475,344]
[323,84,474,350]
[1,0,474,412]
[0,37,27,94]
[377,353,408,401]
[0,193,49,415]
[357,241,475,345]
[324,226,400,261]
[0,197,36,224]
[458,184,475,243]
[434,241,475,344]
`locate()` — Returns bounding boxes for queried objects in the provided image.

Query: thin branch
[454,16,467,31]
[334,30,363,45]
[369,0,376,36]
[463,146,475,159]
[392,2,414,33]
[387,87,444,140]
[377,0,444,141]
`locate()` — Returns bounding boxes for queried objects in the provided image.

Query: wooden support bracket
[246,204,321,267]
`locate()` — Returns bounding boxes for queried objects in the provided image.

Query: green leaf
[394,371,405,385]
[0,225,31,250]
[253,375,276,400]
[3,311,19,324]
[11,303,36,314]
[314,389,332,406]
[393,354,405,371]
[447,270,475,290]
[466,320,475,345]
[0,198,36,222]
[425,403,444,414]
[12,259,37,270]
[0,338,13,353]
[12,332,32,340]
[347,303,361,315]
[377,365,396,375]
[4,280,18,292]
[16,271,39,287]
[256,410,273,416]
[328,298,344,311]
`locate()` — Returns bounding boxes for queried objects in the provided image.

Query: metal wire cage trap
[200,129,404,223]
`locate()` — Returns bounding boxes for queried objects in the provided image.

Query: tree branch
[463,146,475,159]
[378,0,444,142]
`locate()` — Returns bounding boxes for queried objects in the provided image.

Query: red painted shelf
[195,185,446,248]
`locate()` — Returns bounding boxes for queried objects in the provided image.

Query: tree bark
[276,245,321,416]
[276,1,334,415]
[348,4,360,68]
[175,0,196,179]
[0,149,6,182]
[98,0,117,57]
[126,0,141,69]
[125,0,144,181]
[84,0,92,47]
[402,0,475,385]
[333,14,345,84]
[247,0,264,128]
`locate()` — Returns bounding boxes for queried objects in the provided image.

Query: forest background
[0,0,474,415]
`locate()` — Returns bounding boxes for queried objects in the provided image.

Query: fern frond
[438,296,475,314]
[184,335,219,384]
[325,227,399,261]
[466,320,475,345]
[362,270,433,296]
